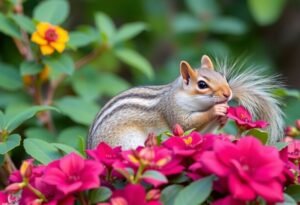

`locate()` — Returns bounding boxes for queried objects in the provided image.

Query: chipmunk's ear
[180,61,197,85]
[201,55,214,70]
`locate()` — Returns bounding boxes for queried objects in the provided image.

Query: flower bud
[139,147,155,163]
[20,159,33,179]
[295,120,300,130]
[172,124,184,136]
[146,189,160,201]
[5,182,25,193]
[145,133,158,147]
[285,126,299,137]
[39,66,50,83]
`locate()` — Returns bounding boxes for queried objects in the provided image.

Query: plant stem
[27,183,47,202]
[12,1,55,132]
[4,154,17,172]
[78,192,88,205]
[134,164,145,183]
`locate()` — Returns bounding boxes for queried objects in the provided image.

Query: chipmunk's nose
[223,93,229,99]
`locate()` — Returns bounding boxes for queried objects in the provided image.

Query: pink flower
[101,184,162,205]
[227,106,268,130]
[122,146,183,176]
[43,153,104,195]
[201,137,284,202]
[0,192,8,204]
[87,142,122,166]
[162,132,203,156]
[212,196,245,205]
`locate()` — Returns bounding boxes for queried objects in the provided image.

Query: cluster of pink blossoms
[1,106,300,205]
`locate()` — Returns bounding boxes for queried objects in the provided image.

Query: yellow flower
[31,22,69,55]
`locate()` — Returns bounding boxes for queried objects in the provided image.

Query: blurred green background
[0,0,300,156]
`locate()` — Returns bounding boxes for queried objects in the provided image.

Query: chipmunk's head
[178,55,232,111]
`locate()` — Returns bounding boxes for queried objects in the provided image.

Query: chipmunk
[87,55,284,149]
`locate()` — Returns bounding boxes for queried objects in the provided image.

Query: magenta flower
[201,137,284,202]
[227,106,268,130]
[86,142,122,166]
[100,184,162,205]
[212,196,245,205]
[122,146,183,176]
[43,153,104,195]
[0,192,7,204]
[162,132,203,156]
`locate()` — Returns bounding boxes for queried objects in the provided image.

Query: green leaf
[24,138,61,164]
[186,0,220,18]
[285,185,300,202]
[173,14,205,33]
[69,31,97,48]
[51,143,82,156]
[246,128,268,144]
[248,0,285,25]
[174,175,214,205]
[141,170,168,185]
[277,194,297,205]
[33,0,70,25]
[57,126,87,149]
[0,13,21,39]
[169,172,190,184]
[6,106,59,132]
[210,17,247,35]
[55,97,99,125]
[89,187,112,203]
[0,111,6,129]
[71,67,130,101]
[115,48,154,79]
[25,127,55,143]
[161,185,184,205]
[273,88,300,99]
[273,142,288,151]
[20,61,43,76]
[44,53,74,76]
[0,134,21,154]
[95,12,116,43]
[10,14,35,33]
[113,22,147,45]
[0,62,22,91]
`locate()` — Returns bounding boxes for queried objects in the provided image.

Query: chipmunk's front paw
[211,103,228,117]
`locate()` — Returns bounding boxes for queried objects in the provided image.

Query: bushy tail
[216,59,284,143]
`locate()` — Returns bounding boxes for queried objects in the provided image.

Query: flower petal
[228,174,256,201]
[60,153,85,176]
[40,45,55,55]
[55,27,69,43]
[31,32,47,45]
[249,180,283,202]
[201,152,229,176]
[37,22,51,37]
[50,42,65,53]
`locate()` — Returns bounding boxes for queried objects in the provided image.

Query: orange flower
[31,22,69,55]
[39,66,51,82]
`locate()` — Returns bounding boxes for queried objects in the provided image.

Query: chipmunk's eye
[198,80,208,89]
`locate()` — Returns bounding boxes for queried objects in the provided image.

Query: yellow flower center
[183,136,193,145]
[128,154,139,165]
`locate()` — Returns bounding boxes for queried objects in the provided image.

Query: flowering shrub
[2,106,300,205]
